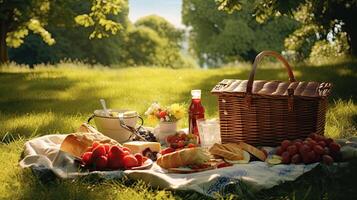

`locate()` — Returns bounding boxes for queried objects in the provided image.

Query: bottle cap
[191,89,201,99]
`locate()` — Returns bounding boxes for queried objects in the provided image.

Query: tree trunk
[345,23,357,57]
[0,21,9,64]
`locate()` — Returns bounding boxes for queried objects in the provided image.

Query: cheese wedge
[123,141,161,154]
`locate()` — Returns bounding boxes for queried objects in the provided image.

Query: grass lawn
[0,60,356,199]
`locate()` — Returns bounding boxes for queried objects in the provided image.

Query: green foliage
[8,0,129,66]
[125,15,196,68]
[182,0,298,66]
[217,0,357,59]
[75,0,128,39]
[309,32,350,64]
[0,0,128,63]
[135,15,183,46]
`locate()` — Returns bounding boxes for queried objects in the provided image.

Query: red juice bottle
[188,90,205,142]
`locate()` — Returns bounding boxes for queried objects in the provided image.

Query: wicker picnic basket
[211,51,332,146]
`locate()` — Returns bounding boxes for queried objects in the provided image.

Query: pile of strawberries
[275,133,341,165]
[81,142,148,171]
[160,132,197,155]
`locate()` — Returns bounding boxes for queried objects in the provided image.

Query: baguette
[157,147,210,169]
[237,142,266,161]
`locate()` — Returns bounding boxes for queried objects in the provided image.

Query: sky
[128,0,184,28]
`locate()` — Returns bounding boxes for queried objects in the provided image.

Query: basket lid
[211,79,332,99]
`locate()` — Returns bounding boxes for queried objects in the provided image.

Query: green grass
[0,60,356,199]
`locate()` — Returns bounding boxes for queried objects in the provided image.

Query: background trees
[216,0,356,59]
[182,0,298,67]
[0,0,127,64]
[8,6,188,68]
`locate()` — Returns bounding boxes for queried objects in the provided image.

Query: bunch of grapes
[134,129,157,142]
[275,133,341,165]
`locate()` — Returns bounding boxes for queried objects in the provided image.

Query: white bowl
[91,109,140,143]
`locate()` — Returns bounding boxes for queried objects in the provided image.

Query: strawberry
[187,143,196,148]
[122,147,131,153]
[217,162,233,168]
[123,155,139,169]
[134,153,143,166]
[92,141,100,149]
[109,145,125,157]
[142,156,148,163]
[177,140,185,148]
[104,144,111,154]
[92,145,106,159]
[107,153,123,170]
[81,152,93,166]
[94,155,108,170]
[160,147,175,155]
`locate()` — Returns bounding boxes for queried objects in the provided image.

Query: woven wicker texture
[211,51,332,146]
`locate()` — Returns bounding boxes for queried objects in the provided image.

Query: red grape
[313,145,324,155]
[329,142,341,153]
[287,145,298,156]
[318,141,326,148]
[281,140,292,150]
[322,155,334,165]
[281,151,291,164]
[291,154,302,164]
[275,146,284,156]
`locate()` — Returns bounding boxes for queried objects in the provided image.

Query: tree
[135,15,183,47]
[0,0,126,64]
[125,15,192,68]
[182,0,298,66]
[217,0,357,57]
[9,1,129,66]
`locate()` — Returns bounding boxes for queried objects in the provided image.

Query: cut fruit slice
[266,158,282,165]
[272,155,282,160]
[224,151,250,164]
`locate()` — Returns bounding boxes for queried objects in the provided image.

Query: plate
[131,159,153,170]
[167,163,216,174]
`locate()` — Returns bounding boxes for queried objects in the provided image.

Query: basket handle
[246,51,296,95]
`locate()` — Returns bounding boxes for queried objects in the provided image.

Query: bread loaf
[237,142,266,161]
[156,147,210,169]
[60,123,121,158]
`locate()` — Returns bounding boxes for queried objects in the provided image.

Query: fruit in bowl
[160,131,198,155]
[80,141,150,171]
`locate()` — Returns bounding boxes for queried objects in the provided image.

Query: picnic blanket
[19,134,318,197]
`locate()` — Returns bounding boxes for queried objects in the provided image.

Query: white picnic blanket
[19,134,318,197]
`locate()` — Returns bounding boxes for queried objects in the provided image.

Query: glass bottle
[188,90,205,141]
